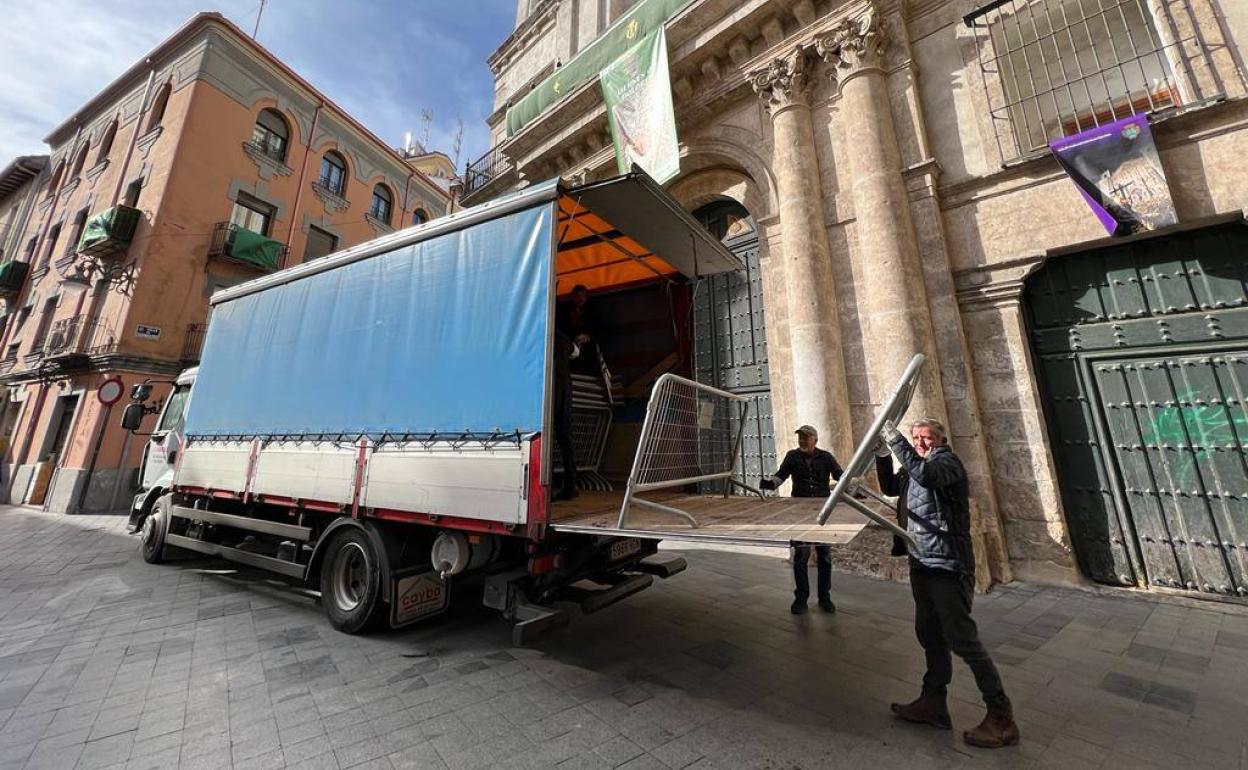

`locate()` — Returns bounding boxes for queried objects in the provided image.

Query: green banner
[600,28,679,184]
[504,0,692,138]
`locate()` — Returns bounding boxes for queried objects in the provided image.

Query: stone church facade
[468,0,1248,598]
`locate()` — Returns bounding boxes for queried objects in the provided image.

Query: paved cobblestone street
[0,507,1244,769]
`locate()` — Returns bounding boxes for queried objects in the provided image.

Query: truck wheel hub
[330,542,368,611]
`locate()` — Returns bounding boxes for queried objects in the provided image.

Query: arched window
[412,208,429,226]
[369,184,393,225]
[145,82,171,133]
[251,108,289,161]
[70,142,90,178]
[95,120,117,164]
[318,151,347,196]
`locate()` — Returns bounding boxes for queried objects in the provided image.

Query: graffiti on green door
[1139,390,1248,487]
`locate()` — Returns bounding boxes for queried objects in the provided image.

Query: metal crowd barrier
[618,373,761,528]
[818,354,926,548]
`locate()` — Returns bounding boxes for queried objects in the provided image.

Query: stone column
[750,49,852,456]
[815,9,946,427]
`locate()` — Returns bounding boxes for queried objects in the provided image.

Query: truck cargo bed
[548,491,870,546]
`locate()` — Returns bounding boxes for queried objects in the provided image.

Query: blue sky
[0,0,516,168]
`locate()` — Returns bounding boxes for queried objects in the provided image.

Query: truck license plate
[608,538,641,563]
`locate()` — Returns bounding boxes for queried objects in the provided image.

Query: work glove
[759,477,776,491]
[880,419,902,445]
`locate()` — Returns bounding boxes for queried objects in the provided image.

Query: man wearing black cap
[760,425,843,614]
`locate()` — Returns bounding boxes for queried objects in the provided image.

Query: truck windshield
[157,385,191,433]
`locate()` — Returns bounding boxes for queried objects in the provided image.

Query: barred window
[966,0,1216,162]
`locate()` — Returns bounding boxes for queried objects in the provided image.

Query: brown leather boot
[890,693,952,730]
[963,705,1020,748]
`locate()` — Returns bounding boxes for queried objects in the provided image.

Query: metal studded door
[1026,219,1248,597]
[1090,353,1248,596]
[692,202,775,487]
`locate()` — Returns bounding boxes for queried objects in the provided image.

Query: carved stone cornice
[814,4,887,88]
[749,47,814,115]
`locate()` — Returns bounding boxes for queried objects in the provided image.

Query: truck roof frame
[210,170,742,307]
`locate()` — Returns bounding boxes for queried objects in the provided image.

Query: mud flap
[390,569,449,629]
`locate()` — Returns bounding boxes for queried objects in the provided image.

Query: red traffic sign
[97,378,125,406]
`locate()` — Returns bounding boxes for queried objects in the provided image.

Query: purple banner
[1049,114,1177,237]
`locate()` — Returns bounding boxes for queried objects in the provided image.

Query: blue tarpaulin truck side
[134,172,875,640]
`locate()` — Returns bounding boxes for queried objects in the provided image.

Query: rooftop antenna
[452,117,464,167]
[420,110,433,150]
[252,0,267,38]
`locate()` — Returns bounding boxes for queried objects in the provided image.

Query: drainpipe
[400,170,413,226]
[285,101,324,267]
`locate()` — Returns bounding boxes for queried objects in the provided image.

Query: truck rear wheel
[320,528,386,634]
[140,497,171,564]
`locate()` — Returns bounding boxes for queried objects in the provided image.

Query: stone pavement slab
[0,506,1245,768]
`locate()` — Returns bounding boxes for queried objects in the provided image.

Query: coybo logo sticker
[391,571,448,628]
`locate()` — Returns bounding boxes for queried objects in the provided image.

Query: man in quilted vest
[876,418,1019,749]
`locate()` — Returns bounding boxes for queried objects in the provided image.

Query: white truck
[123,173,890,642]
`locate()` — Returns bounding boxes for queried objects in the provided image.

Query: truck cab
[127,367,196,532]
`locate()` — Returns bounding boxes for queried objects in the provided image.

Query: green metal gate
[693,202,776,486]
[1026,220,1248,597]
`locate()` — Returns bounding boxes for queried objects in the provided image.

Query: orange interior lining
[555,195,678,296]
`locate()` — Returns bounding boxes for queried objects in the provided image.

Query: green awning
[79,205,141,255]
[0,260,29,294]
[228,227,283,271]
[505,0,692,138]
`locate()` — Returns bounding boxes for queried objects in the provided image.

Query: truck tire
[141,497,172,564]
[320,528,387,634]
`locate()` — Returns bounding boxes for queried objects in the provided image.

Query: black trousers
[792,543,831,602]
[554,381,576,493]
[910,566,1009,711]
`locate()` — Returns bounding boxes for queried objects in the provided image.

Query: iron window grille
[965,0,1220,163]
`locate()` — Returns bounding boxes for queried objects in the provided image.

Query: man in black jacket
[761,425,842,615]
[876,417,1018,749]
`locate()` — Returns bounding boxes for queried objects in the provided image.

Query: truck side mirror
[131,383,153,402]
[121,403,145,432]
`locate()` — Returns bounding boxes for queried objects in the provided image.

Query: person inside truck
[556,284,603,375]
[760,425,843,614]
[553,329,578,502]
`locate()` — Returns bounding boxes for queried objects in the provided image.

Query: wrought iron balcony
[242,139,286,164]
[181,323,207,364]
[78,205,141,258]
[463,147,512,200]
[42,316,117,360]
[0,260,30,298]
[207,222,287,272]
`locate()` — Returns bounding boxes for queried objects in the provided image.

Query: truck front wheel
[140,497,171,564]
[320,528,386,634]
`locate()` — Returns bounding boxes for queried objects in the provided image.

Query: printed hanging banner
[1049,114,1177,237]
[600,28,680,184]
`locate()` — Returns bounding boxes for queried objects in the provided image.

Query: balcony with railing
[42,316,117,361]
[0,260,30,299]
[207,222,287,272]
[181,323,207,364]
[78,205,141,258]
[0,352,19,376]
[461,146,514,205]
